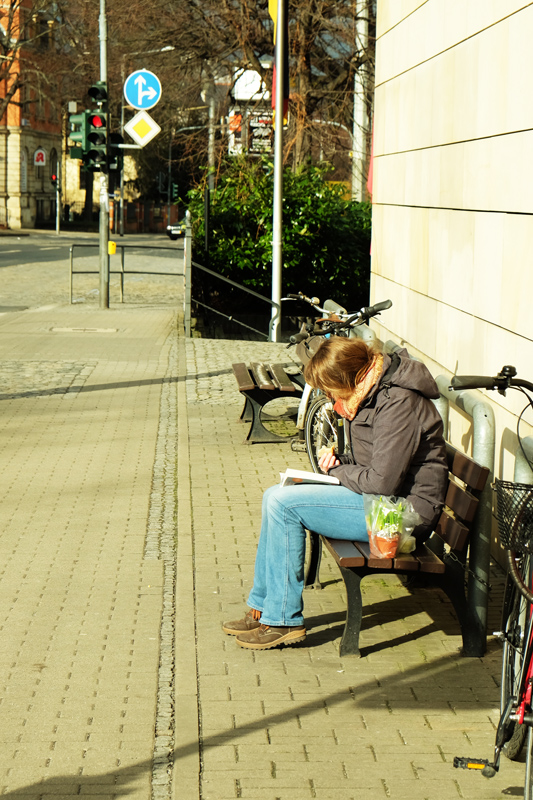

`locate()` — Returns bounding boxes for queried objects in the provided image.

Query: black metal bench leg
[338,565,363,657]
[242,394,296,444]
[239,397,253,423]
[304,532,323,590]
[438,551,485,657]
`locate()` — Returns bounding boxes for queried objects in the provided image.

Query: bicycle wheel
[526,726,533,800]
[500,570,531,760]
[304,396,339,473]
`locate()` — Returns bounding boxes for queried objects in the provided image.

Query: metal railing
[69,243,183,304]
[182,212,280,341]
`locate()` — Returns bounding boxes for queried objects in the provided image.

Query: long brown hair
[303,337,378,398]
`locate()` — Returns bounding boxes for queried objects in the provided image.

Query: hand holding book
[279,468,340,487]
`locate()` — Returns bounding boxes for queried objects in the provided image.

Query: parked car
[166,218,187,240]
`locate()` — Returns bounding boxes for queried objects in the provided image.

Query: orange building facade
[0,1,62,228]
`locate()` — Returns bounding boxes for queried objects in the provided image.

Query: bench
[304,443,490,657]
[232,362,304,444]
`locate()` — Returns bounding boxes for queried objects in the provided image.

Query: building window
[21,149,28,192]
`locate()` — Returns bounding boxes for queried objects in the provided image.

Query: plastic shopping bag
[363,495,422,558]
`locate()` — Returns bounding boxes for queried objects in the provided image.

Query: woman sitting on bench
[223,337,448,650]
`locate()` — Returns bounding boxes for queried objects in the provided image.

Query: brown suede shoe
[235,624,306,650]
[222,609,261,636]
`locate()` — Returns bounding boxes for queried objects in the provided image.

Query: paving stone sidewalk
[0,304,177,798]
[0,287,527,800]
[181,335,526,800]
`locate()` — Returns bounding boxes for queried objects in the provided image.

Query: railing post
[120,246,125,303]
[69,245,74,304]
[514,437,533,483]
[436,376,495,656]
[184,210,192,336]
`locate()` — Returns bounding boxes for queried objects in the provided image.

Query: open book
[279,468,340,487]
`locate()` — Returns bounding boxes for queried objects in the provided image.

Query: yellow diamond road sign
[124,110,161,147]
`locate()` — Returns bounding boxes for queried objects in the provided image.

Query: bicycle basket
[494,478,533,553]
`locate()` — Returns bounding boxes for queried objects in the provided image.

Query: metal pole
[167,127,174,228]
[55,174,61,235]
[271,0,286,343]
[435,375,495,656]
[69,245,74,304]
[120,245,125,302]
[98,0,109,309]
[184,210,192,336]
[352,0,369,201]
[119,60,125,237]
[208,96,215,194]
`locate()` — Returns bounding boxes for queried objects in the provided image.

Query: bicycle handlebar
[287,299,393,346]
[359,299,392,316]
[451,366,533,395]
[450,376,500,391]
[289,331,310,344]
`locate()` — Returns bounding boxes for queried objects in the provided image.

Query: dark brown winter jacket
[330,349,448,538]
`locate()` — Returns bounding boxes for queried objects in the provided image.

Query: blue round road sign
[123,69,162,111]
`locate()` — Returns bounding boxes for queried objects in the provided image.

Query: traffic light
[88,81,108,106]
[86,111,108,171]
[85,82,108,171]
[68,110,90,159]
[172,183,179,202]
[108,132,124,172]
[51,173,58,189]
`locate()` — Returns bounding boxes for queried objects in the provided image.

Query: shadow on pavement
[0,647,517,797]
[0,368,235,402]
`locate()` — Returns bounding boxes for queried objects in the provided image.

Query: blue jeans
[247,483,368,627]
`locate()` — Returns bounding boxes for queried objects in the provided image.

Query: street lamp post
[353,1,370,201]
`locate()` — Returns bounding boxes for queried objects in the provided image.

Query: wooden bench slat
[355,540,393,569]
[250,362,275,390]
[446,444,490,491]
[445,480,479,523]
[322,537,365,567]
[413,544,446,573]
[232,362,255,392]
[393,552,420,570]
[269,363,298,392]
[435,511,469,551]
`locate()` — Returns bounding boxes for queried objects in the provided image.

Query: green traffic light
[68,110,90,156]
[88,82,107,105]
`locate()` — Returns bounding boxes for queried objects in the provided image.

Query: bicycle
[282,293,392,472]
[452,366,533,799]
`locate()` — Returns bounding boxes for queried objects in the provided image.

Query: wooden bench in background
[232,362,304,444]
[304,443,490,657]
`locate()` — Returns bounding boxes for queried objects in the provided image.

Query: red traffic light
[88,113,105,128]
[51,173,57,187]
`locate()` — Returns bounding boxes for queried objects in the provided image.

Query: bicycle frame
[493,602,533,773]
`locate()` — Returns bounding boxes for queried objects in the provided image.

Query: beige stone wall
[371,1,533,484]
[0,127,61,228]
